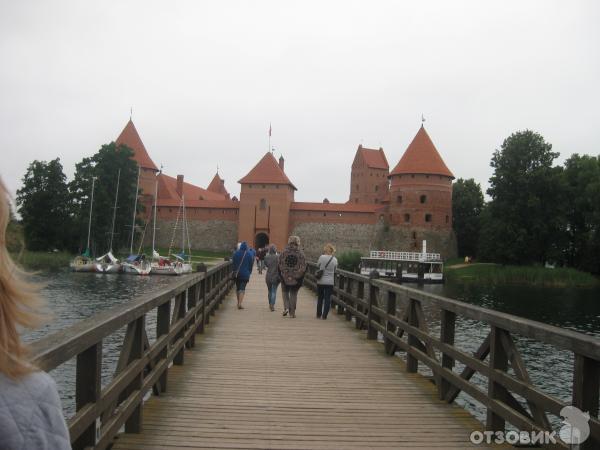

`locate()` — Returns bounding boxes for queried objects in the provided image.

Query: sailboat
[122,167,152,275]
[174,194,193,274]
[70,176,98,272]
[150,176,183,275]
[95,169,122,274]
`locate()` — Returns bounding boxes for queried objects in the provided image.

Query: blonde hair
[0,177,42,378]
[288,235,301,246]
[324,243,336,255]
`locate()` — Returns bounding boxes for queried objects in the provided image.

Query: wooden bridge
[30,261,600,449]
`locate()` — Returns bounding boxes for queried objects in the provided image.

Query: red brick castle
[115,120,456,258]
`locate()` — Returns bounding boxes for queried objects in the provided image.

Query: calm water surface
[28,269,600,427]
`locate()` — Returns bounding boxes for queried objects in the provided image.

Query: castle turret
[388,126,454,230]
[237,152,296,250]
[349,145,389,204]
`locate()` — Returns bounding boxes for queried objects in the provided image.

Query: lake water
[26,269,600,428]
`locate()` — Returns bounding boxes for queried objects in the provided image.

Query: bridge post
[486,326,509,432]
[73,342,102,450]
[367,283,378,340]
[173,291,187,365]
[345,278,352,321]
[573,354,600,449]
[406,299,419,373]
[356,281,365,329]
[187,284,197,348]
[197,277,206,334]
[125,316,145,433]
[336,276,345,315]
[384,290,397,355]
[439,309,456,400]
[157,299,171,392]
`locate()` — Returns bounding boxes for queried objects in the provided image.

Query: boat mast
[129,166,141,254]
[86,176,97,253]
[181,194,185,254]
[108,169,121,253]
[152,176,158,256]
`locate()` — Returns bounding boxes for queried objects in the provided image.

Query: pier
[29,261,600,449]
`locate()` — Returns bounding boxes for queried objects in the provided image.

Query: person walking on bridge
[232,241,254,309]
[316,243,338,319]
[264,245,280,311]
[0,177,71,450]
[278,236,307,318]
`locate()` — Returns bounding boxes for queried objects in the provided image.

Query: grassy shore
[10,250,73,271]
[445,262,599,288]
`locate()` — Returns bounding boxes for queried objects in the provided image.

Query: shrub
[337,250,362,272]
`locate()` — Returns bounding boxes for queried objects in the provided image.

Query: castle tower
[115,120,159,212]
[388,126,454,231]
[238,152,296,250]
[207,172,230,200]
[349,145,389,204]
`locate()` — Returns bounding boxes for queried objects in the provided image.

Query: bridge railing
[305,263,600,449]
[29,261,234,450]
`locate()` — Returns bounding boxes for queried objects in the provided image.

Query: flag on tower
[269,123,272,137]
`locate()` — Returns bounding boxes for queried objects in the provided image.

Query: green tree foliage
[452,178,484,258]
[479,130,567,265]
[16,158,71,251]
[337,250,362,272]
[70,143,140,255]
[563,154,600,274]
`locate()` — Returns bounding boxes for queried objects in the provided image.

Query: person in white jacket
[0,177,71,450]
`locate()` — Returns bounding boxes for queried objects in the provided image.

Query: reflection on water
[25,269,182,416]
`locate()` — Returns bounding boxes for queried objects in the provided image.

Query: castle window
[425,214,432,222]
[411,174,415,178]
[259,198,267,210]
[375,199,379,203]
[412,231,417,239]
[169,208,172,213]
[446,215,449,224]
[420,195,427,204]
[397,195,402,203]
[426,175,429,179]
[262,184,266,188]
[323,212,327,217]
[355,198,358,203]
[404,214,410,223]
[375,185,379,192]
[356,184,359,190]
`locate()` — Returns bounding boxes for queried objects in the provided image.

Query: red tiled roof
[390,126,454,178]
[238,152,296,189]
[291,202,384,213]
[157,198,239,209]
[115,120,159,171]
[356,146,389,170]
[207,173,229,197]
[157,173,229,202]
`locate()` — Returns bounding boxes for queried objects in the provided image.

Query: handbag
[315,255,334,280]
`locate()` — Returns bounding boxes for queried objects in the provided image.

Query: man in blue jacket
[232,241,254,309]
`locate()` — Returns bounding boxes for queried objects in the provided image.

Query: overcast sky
[1,0,599,205]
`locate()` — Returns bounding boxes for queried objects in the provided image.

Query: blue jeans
[317,284,333,318]
[267,282,278,306]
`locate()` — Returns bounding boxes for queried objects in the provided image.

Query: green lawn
[445,262,599,288]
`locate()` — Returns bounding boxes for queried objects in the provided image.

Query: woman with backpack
[278,236,307,318]
[264,245,280,311]
[232,241,254,309]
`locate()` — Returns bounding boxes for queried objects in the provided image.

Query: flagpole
[268,123,271,152]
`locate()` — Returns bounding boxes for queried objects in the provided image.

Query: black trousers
[317,284,333,318]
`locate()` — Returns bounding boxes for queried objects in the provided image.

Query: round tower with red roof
[388,125,454,232]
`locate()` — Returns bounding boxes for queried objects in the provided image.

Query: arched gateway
[255,232,269,249]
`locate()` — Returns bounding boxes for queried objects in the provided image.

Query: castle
[115,120,456,259]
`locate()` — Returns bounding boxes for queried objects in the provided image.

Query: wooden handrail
[304,262,600,450]
[28,261,234,450]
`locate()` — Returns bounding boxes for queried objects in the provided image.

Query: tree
[16,158,71,251]
[70,143,140,254]
[452,178,484,258]
[562,154,600,273]
[479,130,566,265]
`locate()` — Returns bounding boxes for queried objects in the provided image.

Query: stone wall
[144,219,238,253]
[291,221,457,261]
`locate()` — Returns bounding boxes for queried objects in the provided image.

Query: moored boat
[122,254,151,275]
[95,251,121,274]
[71,177,97,272]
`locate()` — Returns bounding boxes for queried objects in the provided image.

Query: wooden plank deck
[112,273,502,450]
